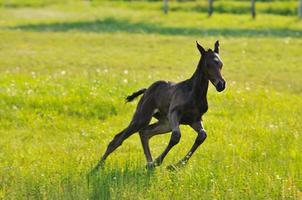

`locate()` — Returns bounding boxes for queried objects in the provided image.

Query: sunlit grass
[0,1,301,200]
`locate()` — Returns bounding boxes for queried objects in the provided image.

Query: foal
[95,41,226,170]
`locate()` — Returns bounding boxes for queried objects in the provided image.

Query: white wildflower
[27,89,33,94]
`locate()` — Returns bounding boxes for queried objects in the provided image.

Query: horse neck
[190,57,209,100]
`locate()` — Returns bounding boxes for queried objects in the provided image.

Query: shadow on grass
[9,17,302,38]
[88,166,154,199]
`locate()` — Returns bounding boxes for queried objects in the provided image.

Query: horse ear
[214,40,219,54]
[196,41,206,55]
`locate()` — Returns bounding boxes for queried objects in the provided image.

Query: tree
[208,0,213,17]
[251,0,256,19]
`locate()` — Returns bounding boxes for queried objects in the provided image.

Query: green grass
[0,1,302,199]
[0,0,299,16]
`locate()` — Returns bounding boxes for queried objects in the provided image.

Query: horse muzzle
[215,80,226,92]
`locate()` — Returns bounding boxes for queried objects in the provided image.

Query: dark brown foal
[94,40,226,170]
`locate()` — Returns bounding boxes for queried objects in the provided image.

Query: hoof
[145,159,162,170]
[166,164,178,171]
[167,160,187,171]
[89,160,105,174]
[176,160,187,167]
[153,158,162,167]
[145,162,155,170]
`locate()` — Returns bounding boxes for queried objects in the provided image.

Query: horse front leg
[168,121,206,169]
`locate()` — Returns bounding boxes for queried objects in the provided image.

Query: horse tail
[125,88,147,102]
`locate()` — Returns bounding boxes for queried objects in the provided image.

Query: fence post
[251,0,256,19]
[208,0,213,17]
[299,0,302,18]
[163,0,168,14]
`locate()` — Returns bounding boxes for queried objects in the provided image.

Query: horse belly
[180,112,201,125]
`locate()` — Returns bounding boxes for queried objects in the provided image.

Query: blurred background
[0,0,302,17]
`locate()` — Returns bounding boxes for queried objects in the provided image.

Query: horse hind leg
[94,103,155,170]
[139,119,171,169]
[100,120,146,161]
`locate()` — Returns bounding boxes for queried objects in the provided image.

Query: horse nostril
[217,82,222,89]
[216,81,225,92]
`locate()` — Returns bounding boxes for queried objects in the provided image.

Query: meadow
[0,1,302,199]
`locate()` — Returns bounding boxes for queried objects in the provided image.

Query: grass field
[0,1,302,199]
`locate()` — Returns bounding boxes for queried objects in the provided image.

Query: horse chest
[180,101,208,124]
[198,100,208,114]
